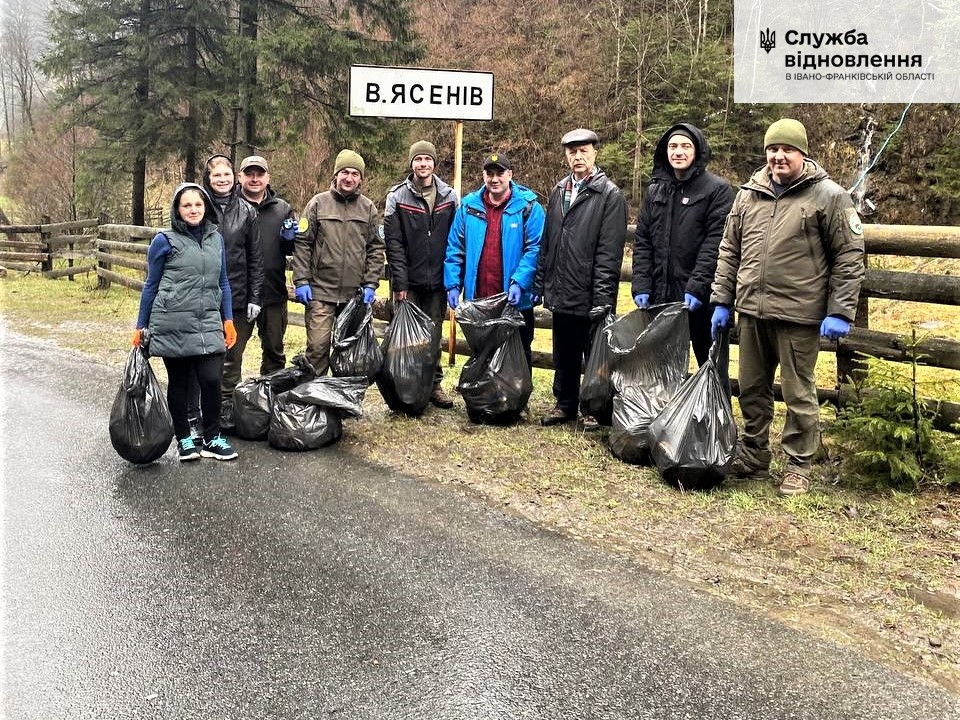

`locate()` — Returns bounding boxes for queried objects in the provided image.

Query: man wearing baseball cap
[237,154,298,376]
[533,128,627,428]
[383,140,460,408]
[710,118,865,495]
[444,151,544,373]
[291,149,384,375]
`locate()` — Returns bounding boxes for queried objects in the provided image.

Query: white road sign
[349,65,495,121]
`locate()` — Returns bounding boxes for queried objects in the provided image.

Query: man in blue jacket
[444,152,544,372]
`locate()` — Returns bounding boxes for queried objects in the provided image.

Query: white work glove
[247,303,261,322]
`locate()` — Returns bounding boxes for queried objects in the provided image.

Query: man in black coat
[632,123,734,393]
[534,128,627,427]
[237,154,298,376]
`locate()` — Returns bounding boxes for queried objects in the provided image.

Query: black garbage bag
[456,293,532,425]
[608,303,690,464]
[268,376,367,450]
[109,346,173,464]
[330,294,383,382]
[579,308,617,425]
[648,337,736,490]
[233,354,317,440]
[376,299,438,415]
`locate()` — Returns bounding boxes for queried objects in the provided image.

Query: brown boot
[429,385,454,409]
[541,405,576,426]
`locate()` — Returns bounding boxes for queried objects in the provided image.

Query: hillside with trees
[1,0,958,225]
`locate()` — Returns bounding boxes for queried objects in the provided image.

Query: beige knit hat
[763,119,808,155]
[408,140,437,168]
[333,149,365,177]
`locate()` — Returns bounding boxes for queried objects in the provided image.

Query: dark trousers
[550,311,593,414]
[163,353,224,441]
[689,304,731,397]
[405,287,447,386]
[257,301,288,376]
[519,308,535,376]
[222,312,256,405]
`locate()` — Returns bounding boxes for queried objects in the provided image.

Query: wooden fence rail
[1,219,958,430]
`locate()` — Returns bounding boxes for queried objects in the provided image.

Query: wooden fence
[1,220,958,430]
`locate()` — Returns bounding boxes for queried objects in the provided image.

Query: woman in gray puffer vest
[132,183,239,462]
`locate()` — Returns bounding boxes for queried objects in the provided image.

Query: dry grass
[2,268,959,695]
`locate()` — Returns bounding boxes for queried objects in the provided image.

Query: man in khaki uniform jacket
[710,119,864,496]
[291,149,385,375]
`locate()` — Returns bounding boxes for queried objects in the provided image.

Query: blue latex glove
[280,218,298,241]
[710,305,730,339]
[684,293,702,312]
[820,315,851,340]
[507,282,522,306]
[634,293,650,309]
[447,287,460,310]
[362,287,376,304]
[247,303,261,322]
[295,285,313,304]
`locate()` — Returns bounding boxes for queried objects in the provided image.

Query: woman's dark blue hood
[170,182,214,235]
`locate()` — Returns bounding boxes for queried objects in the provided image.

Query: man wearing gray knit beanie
[383,139,460,408]
[710,119,865,496]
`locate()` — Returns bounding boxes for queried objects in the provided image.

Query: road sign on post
[348,65,495,121]
[350,65,496,366]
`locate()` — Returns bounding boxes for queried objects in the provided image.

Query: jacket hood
[652,123,710,182]
[745,158,829,195]
[170,182,214,235]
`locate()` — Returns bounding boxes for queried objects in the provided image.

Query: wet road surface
[2,326,957,719]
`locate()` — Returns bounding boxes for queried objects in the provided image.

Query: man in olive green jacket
[710,119,865,496]
[291,149,385,375]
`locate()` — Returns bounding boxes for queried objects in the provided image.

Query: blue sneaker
[178,437,201,462]
[200,435,238,461]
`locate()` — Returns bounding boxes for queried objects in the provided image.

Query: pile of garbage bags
[597,303,735,489]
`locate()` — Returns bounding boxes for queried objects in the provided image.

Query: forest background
[1,0,959,226]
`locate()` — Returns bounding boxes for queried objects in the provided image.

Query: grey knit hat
[408,140,437,168]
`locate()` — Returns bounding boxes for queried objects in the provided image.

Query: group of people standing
[133,117,865,496]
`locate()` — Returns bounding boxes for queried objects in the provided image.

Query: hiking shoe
[200,435,238,461]
[779,471,811,496]
[728,454,770,479]
[580,415,601,431]
[177,437,201,462]
[429,385,454,409]
[541,406,577,426]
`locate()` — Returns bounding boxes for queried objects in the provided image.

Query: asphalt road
[2,325,958,719]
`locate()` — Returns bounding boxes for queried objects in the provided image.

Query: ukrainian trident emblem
[760,28,775,53]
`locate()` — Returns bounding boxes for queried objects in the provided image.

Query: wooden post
[448,120,464,366]
[39,215,52,273]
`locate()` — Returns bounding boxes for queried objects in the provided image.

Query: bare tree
[0,0,48,137]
